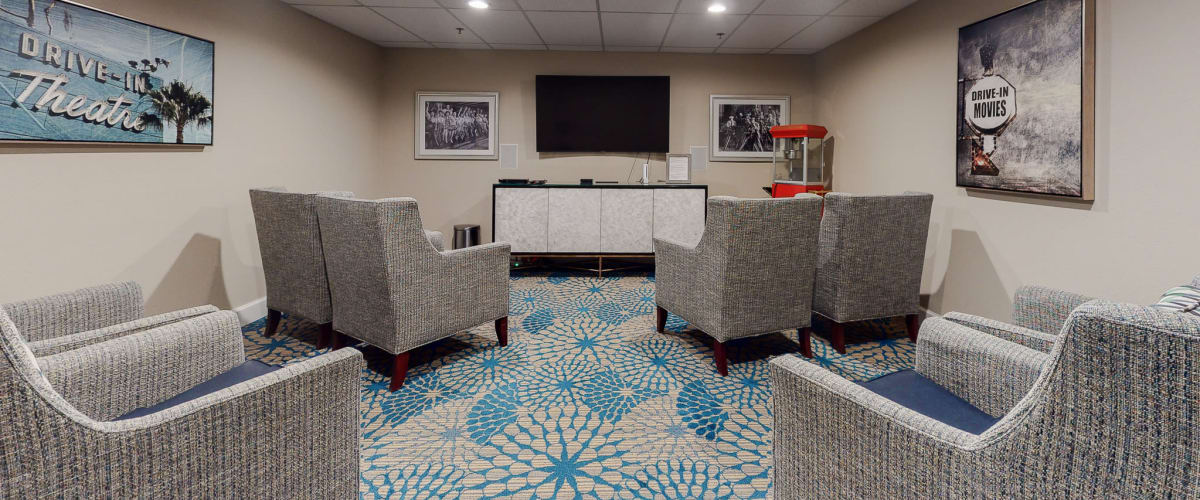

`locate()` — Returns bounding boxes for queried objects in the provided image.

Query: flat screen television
[536,75,670,153]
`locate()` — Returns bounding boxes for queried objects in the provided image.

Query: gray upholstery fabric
[943,311,1058,353]
[314,195,510,354]
[250,187,353,324]
[1193,274,1200,287]
[813,192,933,323]
[425,229,445,252]
[770,300,1200,498]
[2,281,143,343]
[28,305,218,357]
[654,195,823,343]
[1012,284,1096,334]
[0,306,362,496]
[914,317,1048,417]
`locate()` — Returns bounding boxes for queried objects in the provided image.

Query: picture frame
[0,0,215,146]
[709,94,790,163]
[415,91,499,160]
[955,0,1095,200]
[666,153,692,184]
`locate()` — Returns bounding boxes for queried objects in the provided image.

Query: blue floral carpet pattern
[241,272,916,499]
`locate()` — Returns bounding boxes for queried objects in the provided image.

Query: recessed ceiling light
[468,0,489,8]
[707,3,727,13]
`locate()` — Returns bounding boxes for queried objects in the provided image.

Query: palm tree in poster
[140,81,213,144]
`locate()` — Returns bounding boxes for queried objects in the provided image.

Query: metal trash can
[453,224,480,249]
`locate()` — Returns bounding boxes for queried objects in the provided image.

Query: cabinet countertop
[494,183,707,189]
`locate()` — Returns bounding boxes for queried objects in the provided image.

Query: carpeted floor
[241,272,915,499]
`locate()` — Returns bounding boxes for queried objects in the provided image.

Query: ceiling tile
[549,45,604,51]
[676,0,759,14]
[381,41,435,47]
[518,0,597,11]
[431,42,492,49]
[359,0,441,7]
[721,15,817,48]
[605,46,661,52]
[376,8,484,43]
[780,15,878,49]
[439,0,521,9]
[771,47,816,54]
[450,8,544,44]
[284,0,358,5]
[755,0,843,15]
[527,11,602,45]
[662,13,746,47]
[662,47,716,53]
[293,6,420,42]
[716,47,769,53]
[492,43,549,50]
[599,0,678,13]
[830,0,917,17]
[600,12,672,46]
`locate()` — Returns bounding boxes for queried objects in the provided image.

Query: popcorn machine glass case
[769,124,827,198]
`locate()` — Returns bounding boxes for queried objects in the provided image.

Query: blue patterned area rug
[242,272,915,499]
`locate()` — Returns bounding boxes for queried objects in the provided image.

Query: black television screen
[536,75,670,153]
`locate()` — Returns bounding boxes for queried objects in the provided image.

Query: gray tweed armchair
[251,187,448,349]
[812,191,933,353]
[770,301,1199,498]
[655,195,824,376]
[315,195,510,391]
[0,301,363,496]
[2,281,217,357]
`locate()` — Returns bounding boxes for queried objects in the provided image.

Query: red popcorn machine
[768,124,828,198]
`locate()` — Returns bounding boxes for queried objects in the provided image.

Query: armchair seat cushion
[115,360,280,420]
[857,369,1000,434]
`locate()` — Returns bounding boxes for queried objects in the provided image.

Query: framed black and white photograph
[956,0,1095,199]
[415,91,498,160]
[709,95,790,162]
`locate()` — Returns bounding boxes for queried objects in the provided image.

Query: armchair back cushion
[814,192,933,322]
[2,281,143,343]
[249,187,351,323]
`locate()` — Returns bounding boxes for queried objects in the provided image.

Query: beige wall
[0,0,384,314]
[813,0,1200,320]
[377,49,814,243]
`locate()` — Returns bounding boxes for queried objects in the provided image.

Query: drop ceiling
[282,0,915,54]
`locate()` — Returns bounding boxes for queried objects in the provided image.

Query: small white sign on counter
[667,153,692,184]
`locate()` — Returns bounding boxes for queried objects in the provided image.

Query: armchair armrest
[29,305,219,357]
[73,348,363,497]
[2,281,144,343]
[424,229,445,251]
[435,241,511,318]
[915,317,1049,417]
[653,236,708,308]
[37,311,245,421]
[769,354,981,498]
[942,312,1057,353]
[1012,285,1095,334]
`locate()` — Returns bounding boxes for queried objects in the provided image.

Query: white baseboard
[234,296,268,326]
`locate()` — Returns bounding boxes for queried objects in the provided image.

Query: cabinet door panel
[653,189,706,247]
[548,188,602,252]
[601,189,654,253]
[494,188,548,253]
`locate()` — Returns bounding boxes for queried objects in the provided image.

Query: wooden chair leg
[332,332,348,350]
[830,322,847,354]
[317,323,333,349]
[906,314,920,343]
[799,327,813,359]
[389,352,411,392]
[496,317,509,346]
[713,340,729,377]
[264,309,281,337]
[656,305,667,333]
